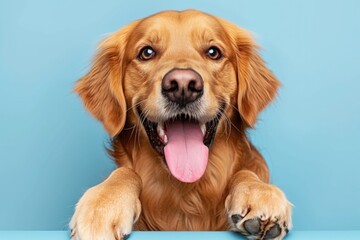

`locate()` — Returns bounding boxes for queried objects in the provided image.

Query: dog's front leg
[225,170,292,240]
[70,167,142,240]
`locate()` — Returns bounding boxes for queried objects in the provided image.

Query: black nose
[161,68,204,107]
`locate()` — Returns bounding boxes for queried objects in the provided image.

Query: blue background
[1,0,359,231]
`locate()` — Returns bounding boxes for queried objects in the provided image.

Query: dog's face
[75,10,279,183]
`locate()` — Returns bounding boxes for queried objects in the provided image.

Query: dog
[70,9,292,240]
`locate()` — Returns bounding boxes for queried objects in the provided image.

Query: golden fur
[70,10,292,240]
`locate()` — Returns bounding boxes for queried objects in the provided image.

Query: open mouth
[138,107,224,183]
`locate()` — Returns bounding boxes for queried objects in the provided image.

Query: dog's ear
[219,19,280,127]
[74,21,138,136]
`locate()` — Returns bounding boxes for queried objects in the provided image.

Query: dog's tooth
[157,123,165,136]
[164,134,168,144]
[159,127,164,137]
[200,124,206,136]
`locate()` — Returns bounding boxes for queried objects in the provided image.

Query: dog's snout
[162,69,204,107]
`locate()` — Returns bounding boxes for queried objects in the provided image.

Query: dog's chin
[136,103,225,183]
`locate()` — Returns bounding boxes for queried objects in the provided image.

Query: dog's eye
[138,46,156,61]
[206,47,222,60]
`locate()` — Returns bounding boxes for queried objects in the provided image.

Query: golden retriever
[70,9,292,240]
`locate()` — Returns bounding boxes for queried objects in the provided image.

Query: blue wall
[1,0,359,231]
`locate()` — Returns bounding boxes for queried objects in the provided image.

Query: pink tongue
[164,120,209,183]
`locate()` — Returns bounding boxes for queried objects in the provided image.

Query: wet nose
[161,68,204,107]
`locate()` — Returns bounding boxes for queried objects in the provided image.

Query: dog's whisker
[126,125,138,142]
[125,100,149,143]
[136,106,152,148]
[215,96,242,137]
[127,99,147,113]
[218,100,233,139]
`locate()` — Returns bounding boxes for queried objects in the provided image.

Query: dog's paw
[69,169,142,240]
[225,181,292,240]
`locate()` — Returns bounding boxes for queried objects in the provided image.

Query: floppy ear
[219,19,280,127]
[74,21,138,136]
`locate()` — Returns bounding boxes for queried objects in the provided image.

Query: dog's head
[75,10,279,183]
